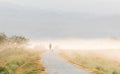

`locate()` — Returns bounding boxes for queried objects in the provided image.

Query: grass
[60,50,120,74]
[0,45,45,74]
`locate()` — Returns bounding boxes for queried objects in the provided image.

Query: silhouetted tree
[9,35,28,44]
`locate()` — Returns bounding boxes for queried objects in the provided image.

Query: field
[0,44,45,74]
[60,49,120,74]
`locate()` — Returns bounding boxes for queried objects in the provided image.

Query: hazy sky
[1,0,120,14]
[0,0,120,39]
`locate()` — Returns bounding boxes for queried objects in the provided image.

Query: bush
[0,67,9,74]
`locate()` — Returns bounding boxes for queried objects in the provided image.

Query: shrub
[0,67,9,74]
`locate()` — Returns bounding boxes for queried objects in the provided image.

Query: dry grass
[60,49,120,74]
[0,44,45,74]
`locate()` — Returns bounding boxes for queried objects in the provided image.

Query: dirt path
[41,51,90,74]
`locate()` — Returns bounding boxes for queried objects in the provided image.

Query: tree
[0,33,7,43]
[10,35,28,44]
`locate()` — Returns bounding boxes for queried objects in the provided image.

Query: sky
[1,0,120,14]
[0,0,120,39]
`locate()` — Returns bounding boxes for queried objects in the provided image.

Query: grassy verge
[0,46,45,74]
[60,50,120,74]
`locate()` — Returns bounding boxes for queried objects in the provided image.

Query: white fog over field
[27,38,120,50]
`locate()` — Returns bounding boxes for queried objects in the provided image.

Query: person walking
[49,43,52,50]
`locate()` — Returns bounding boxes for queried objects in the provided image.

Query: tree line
[0,32,28,44]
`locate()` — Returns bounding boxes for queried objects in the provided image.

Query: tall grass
[60,50,120,74]
[0,46,45,74]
